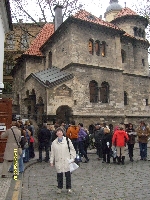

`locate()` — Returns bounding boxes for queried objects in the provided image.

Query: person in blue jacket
[78,123,89,163]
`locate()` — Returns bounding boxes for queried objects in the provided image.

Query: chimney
[54,5,63,31]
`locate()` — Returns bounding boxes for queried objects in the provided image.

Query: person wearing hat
[1,117,21,178]
[50,127,76,194]
[112,123,129,165]
[136,121,150,161]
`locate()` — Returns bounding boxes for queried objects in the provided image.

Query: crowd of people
[1,118,35,178]
[1,118,150,194]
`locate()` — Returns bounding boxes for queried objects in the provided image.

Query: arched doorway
[56,105,73,124]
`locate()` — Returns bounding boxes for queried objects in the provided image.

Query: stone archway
[56,105,73,124]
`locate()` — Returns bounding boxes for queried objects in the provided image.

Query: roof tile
[24,23,54,56]
[115,7,137,19]
[73,9,122,31]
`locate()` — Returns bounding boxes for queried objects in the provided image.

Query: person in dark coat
[126,123,136,162]
[94,123,104,160]
[102,126,112,163]
[37,123,51,162]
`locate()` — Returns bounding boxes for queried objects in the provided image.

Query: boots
[117,156,121,165]
[122,156,125,165]
[130,156,133,162]
[113,157,116,163]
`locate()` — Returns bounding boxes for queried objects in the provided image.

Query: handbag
[66,137,79,172]
[11,128,22,155]
[30,136,34,143]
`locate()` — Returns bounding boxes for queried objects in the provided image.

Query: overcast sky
[10,0,136,23]
[82,0,135,19]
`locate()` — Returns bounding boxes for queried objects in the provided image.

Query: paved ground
[1,143,150,200]
[21,144,150,200]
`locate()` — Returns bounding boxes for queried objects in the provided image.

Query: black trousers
[128,144,134,158]
[57,171,71,189]
[39,142,49,161]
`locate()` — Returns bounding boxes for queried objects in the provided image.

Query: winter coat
[112,130,129,147]
[136,126,150,143]
[1,126,21,160]
[102,132,112,152]
[66,125,79,139]
[94,128,104,144]
[126,128,136,144]
[38,127,51,143]
[50,136,76,173]
[78,128,87,142]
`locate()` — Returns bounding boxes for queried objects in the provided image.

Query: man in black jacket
[37,123,51,162]
[94,123,104,160]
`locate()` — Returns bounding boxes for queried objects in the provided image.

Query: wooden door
[0,98,12,162]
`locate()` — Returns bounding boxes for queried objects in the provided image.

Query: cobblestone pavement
[21,145,150,200]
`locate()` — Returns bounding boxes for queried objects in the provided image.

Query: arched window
[100,82,109,103]
[138,28,142,37]
[142,30,145,38]
[121,49,126,63]
[133,27,138,36]
[124,91,128,105]
[95,40,100,56]
[88,39,94,55]
[48,51,52,68]
[101,41,106,57]
[89,80,98,103]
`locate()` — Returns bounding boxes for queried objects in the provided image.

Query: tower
[104,0,122,22]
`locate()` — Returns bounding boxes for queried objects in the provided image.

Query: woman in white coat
[50,127,76,194]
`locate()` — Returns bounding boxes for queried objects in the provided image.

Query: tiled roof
[30,66,74,87]
[24,23,54,56]
[123,32,149,43]
[114,7,138,19]
[73,10,122,31]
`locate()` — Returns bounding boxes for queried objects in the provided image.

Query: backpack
[19,136,28,149]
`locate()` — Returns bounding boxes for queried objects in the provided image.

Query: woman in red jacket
[112,123,129,165]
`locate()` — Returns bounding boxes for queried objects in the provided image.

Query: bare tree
[10,0,85,24]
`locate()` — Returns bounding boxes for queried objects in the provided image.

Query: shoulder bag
[66,137,79,173]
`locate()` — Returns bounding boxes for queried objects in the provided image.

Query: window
[48,51,52,68]
[95,40,100,56]
[121,49,126,63]
[142,30,145,38]
[124,91,128,105]
[133,27,138,36]
[5,64,14,75]
[100,82,109,103]
[88,39,94,55]
[142,59,145,66]
[20,33,29,50]
[101,41,106,57]
[6,34,15,49]
[138,28,142,37]
[146,99,148,106]
[89,80,98,103]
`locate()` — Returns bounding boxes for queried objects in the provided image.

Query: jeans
[57,171,71,189]
[9,149,25,173]
[23,148,29,162]
[71,139,78,154]
[139,142,147,159]
[78,141,88,160]
[39,142,49,161]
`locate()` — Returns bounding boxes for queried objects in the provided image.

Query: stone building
[12,1,150,127]
[3,21,45,97]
